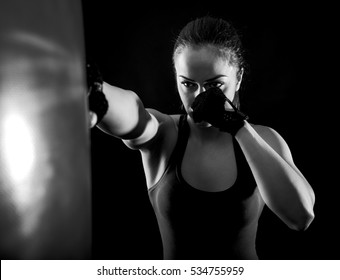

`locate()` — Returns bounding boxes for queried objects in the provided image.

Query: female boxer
[88,16,315,259]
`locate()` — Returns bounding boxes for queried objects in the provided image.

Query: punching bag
[0,0,91,259]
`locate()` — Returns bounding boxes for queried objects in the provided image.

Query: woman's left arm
[235,121,315,231]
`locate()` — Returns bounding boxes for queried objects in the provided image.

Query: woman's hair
[172,16,246,108]
[173,16,245,74]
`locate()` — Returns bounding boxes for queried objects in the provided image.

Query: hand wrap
[191,87,248,136]
[86,61,108,125]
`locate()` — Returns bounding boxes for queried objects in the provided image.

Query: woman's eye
[205,82,223,89]
[181,81,197,88]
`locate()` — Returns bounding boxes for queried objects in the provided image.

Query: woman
[88,16,315,260]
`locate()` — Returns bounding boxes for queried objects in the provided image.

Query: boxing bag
[0,0,91,259]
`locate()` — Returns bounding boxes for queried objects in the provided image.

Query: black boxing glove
[191,87,248,136]
[86,61,108,126]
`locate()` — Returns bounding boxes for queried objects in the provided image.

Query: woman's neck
[186,115,232,144]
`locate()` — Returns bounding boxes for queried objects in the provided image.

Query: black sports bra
[148,115,264,259]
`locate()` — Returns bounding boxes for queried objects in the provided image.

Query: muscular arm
[95,82,178,187]
[235,121,315,231]
[97,82,158,141]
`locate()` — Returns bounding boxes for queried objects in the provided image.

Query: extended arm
[96,82,158,143]
[235,122,315,231]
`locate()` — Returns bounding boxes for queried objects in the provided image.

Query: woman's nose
[195,85,205,98]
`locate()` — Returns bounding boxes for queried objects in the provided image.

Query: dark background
[82,1,338,260]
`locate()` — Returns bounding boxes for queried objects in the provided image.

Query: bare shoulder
[146,108,180,126]
[146,109,181,135]
[251,123,294,162]
[169,114,181,127]
[146,109,182,139]
[138,109,180,150]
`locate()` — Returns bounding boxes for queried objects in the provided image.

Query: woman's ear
[236,67,244,91]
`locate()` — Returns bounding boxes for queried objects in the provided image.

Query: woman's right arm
[95,82,179,187]
[96,82,158,142]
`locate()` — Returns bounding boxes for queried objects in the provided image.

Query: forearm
[97,82,151,139]
[235,121,315,230]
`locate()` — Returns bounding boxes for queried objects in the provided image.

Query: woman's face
[174,45,242,119]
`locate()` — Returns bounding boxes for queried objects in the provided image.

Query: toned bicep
[253,125,294,164]
[253,125,310,183]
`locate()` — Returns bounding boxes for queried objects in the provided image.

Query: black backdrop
[82,1,338,260]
